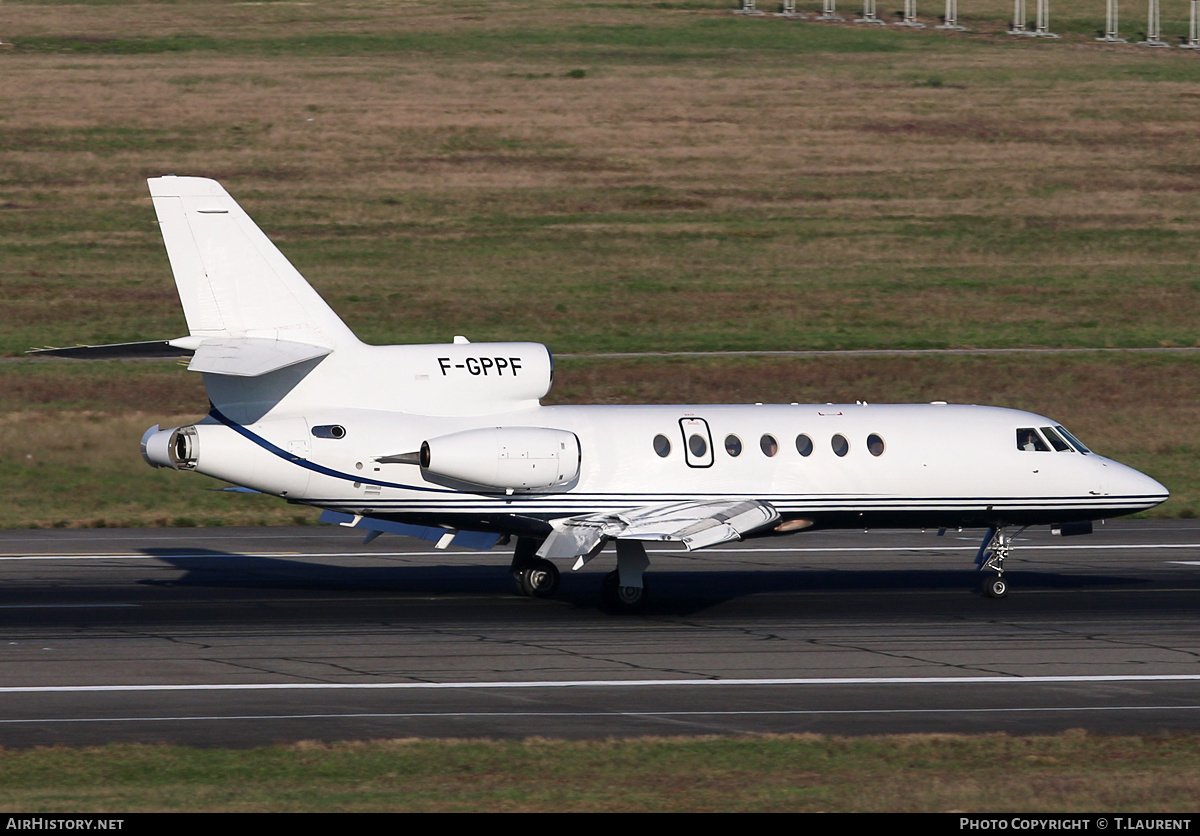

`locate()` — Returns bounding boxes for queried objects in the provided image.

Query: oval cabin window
[795,434,813,457]
[832,434,849,457]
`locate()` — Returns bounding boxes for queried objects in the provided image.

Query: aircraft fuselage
[149,400,1167,536]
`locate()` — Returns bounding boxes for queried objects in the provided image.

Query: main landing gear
[509,536,650,610]
[975,526,1026,599]
[510,537,560,598]
[600,540,650,612]
[601,570,646,609]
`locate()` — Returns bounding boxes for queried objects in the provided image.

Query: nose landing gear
[976,526,1025,598]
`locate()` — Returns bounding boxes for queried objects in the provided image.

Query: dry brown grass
[4,4,1199,212]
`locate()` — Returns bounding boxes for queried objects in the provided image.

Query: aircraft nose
[1109,460,1169,509]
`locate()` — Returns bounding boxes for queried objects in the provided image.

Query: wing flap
[318,510,500,551]
[537,499,779,559]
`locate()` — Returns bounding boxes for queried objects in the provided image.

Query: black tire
[985,577,1008,599]
[518,559,560,598]
[601,569,646,611]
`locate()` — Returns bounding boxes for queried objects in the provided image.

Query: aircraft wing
[537,499,780,560]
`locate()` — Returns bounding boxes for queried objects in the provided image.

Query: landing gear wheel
[984,577,1008,599]
[515,559,559,598]
[601,569,646,611]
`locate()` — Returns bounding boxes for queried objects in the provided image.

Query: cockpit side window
[1016,428,1049,452]
[1040,426,1072,452]
[1056,425,1091,454]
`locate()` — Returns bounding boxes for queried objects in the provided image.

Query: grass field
[2,0,1197,525]
[2,733,1200,812]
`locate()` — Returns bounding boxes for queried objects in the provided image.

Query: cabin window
[1016,428,1049,452]
[795,434,813,457]
[725,435,742,457]
[760,434,779,457]
[1040,426,1072,452]
[653,434,671,458]
[1056,425,1091,454]
[832,434,849,457]
[679,417,714,469]
[867,433,885,456]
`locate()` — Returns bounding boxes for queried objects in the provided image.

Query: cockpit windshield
[1016,425,1092,454]
[1016,428,1049,451]
[1040,426,1071,452]
[1055,425,1091,454]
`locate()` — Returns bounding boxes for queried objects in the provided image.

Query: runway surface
[0,520,1198,747]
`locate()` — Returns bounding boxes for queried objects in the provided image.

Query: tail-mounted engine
[141,424,198,470]
[417,427,581,493]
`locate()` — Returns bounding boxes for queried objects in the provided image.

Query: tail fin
[148,176,358,350]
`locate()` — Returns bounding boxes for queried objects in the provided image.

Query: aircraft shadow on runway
[136,547,1149,616]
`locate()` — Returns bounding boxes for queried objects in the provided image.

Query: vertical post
[1096,0,1127,41]
[1034,0,1059,36]
[1010,0,1029,34]
[1184,0,1200,47]
[776,0,802,16]
[1139,0,1169,45]
[816,0,845,21]
[895,0,926,26]
[734,0,766,14]
[857,0,887,22]
[937,0,968,29]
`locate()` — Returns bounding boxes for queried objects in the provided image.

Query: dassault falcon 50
[34,177,1169,608]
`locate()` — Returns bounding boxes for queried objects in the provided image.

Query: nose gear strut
[975,526,1027,598]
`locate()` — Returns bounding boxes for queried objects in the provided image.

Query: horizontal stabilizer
[319,510,501,551]
[28,335,331,378]
[187,337,331,377]
[26,340,193,361]
[538,499,780,559]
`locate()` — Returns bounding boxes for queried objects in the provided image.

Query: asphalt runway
[1,520,1198,747]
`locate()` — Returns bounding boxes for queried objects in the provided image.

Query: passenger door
[679,417,714,469]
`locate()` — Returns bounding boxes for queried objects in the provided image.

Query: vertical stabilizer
[148,176,358,350]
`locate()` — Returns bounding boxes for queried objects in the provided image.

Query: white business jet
[34,177,1169,608]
